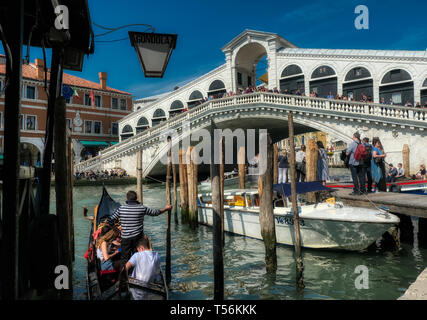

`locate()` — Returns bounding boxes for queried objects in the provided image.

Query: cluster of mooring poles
[134,114,314,298]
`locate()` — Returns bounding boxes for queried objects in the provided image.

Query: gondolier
[107,190,172,263]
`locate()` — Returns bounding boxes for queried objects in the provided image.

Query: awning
[273,182,332,197]
[80,140,109,147]
[258,72,268,84]
[110,141,119,145]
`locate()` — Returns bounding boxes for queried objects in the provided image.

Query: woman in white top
[95,226,121,272]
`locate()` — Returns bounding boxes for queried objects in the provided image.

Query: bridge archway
[343,66,373,101]
[121,124,134,141]
[309,65,338,98]
[152,108,167,126]
[169,100,185,117]
[234,42,268,91]
[380,69,414,105]
[143,113,353,177]
[187,90,204,109]
[136,116,149,134]
[279,64,304,95]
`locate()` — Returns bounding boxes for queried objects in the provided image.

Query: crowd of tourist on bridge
[75,168,128,181]
[166,84,427,120]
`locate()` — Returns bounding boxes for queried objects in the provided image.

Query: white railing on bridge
[75,92,427,172]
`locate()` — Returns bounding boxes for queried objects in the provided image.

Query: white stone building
[121,29,427,141]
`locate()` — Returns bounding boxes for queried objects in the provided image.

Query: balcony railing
[75,92,427,172]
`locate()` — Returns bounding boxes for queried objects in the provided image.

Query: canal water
[58,169,426,300]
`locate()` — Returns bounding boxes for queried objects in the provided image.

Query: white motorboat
[197,182,400,251]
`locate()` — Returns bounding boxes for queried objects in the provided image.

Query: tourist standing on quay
[362,138,373,193]
[277,150,289,183]
[316,141,329,185]
[371,137,387,192]
[296,145,306,182]
[346,132,366,195]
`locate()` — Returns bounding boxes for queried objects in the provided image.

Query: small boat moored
[198,182,400,251]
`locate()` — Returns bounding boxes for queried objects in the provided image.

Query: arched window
[169,100,184,117]
[309,66,337,98]
[345,67,371,82]
[152,109,166,127]
[136,117,149,134]
[188,90,203,109]
[280,65,304,95]
[121,124,134,141]
[380,69,414,105]
[208,80,226,99]
[343,67,373,102]
[311,66,336,79]
[381,69,412,84]
[281,65,303,78]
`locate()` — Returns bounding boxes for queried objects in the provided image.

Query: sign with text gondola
[129,31,177,78]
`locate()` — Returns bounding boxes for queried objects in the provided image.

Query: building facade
[0,58,133,165]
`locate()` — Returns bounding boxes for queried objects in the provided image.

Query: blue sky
[5,0,427,99]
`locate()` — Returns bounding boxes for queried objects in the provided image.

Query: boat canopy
[273,182,331,197]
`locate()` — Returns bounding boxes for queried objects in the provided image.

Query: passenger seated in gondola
[125,236,161,283]
[95,226,122,273]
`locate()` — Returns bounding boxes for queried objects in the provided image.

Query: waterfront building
[0,58,133,165]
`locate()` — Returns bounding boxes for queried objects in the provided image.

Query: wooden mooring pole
[165,139,172,284]
[179,149,189,224]
[258,133,277,273]
[187,146,198,229]
[403,144,410,178]
[68,136,75,261]
[137,149,143,204]
[54,96,73,299]
[306,139,318,203]
[288,112,305,289]
[173,161,178,225]
[1,0,23,299]
[211,121,224,299]
[238,146,246,189]
[220,136,225,247]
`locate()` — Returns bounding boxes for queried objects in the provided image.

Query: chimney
[35,58,45,80]
[99,72,107,90]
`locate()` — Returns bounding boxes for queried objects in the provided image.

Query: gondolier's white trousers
[278,168,288,183]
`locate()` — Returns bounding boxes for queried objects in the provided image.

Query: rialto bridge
[75,30,427,177]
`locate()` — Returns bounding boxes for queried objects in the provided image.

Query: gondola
[85,187,168,300]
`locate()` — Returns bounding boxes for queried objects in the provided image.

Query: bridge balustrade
[75,92,427,173]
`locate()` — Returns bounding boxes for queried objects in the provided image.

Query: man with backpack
[362,137,373,193]
[346,132,367,195]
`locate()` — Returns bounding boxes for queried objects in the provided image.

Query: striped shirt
[107,201,162,239]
